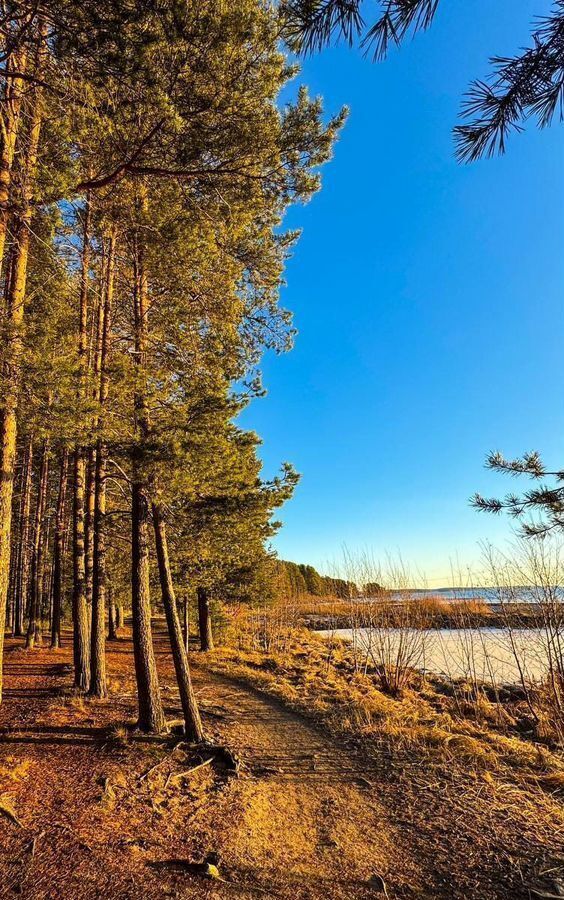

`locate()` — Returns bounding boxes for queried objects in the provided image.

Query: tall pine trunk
[51,449,68,648]
[0,23,46,700]
[8,446,24,633]
[0,43,27,275]
[198,587,214,652]
[132,479,164,731]
[89,233,115,698]
[26,439,49,649]
[72,193,92,690]
[152,504,203,742]
[72,450,90,688]
[14,438,33,637]
[130,223,165,733]
[84,448,96,610]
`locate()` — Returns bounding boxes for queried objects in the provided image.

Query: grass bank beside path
[0,625,562,900]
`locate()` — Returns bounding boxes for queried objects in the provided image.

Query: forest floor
[0,626,562,900]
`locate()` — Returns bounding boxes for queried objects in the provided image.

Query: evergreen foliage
[0,1,344,726]
[472,452,564,538]
[282,0,564,159]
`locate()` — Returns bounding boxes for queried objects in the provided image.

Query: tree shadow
[0,722,109,746]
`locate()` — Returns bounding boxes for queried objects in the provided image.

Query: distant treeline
[276,560,359,599]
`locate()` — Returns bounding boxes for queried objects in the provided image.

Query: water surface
[317,627,556,684]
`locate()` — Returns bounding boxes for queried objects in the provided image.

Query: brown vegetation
[1,626,563,899]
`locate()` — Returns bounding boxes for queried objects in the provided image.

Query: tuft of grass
[105,724,130,748]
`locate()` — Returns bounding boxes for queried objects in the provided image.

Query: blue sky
[240,0,564,585]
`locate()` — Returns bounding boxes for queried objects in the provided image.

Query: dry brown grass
[208,629,564,787]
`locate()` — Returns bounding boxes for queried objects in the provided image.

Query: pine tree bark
[0,43,27,275]
[197,587,214,652]
[72,191,92,690]
[51,449,68,648]
[89,232,115,698]
[130,221,165,733]
[152,504,203,742]
[0,23,46,700]
[26,439,49,649]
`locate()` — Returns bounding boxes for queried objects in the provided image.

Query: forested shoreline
[0,2,344,736]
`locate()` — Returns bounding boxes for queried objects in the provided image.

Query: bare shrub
[329,550,435,696]
[484,538,564,743]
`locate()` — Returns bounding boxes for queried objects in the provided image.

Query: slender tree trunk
[0,24,46,699]
[8,447,25,634]
[51,449,68,648]
[10,443,28,637]
[84,448,96,609]
[0,43,27,276]
[89,440,107,696]
[117,604,124,630]
[72,192,92,690]
[197,587,214,652]
[15,438,33,637]
[108,586,118,641]
[130,220,164,732]
[72,450,90,689]
[152,504,203,742]
[89,233,115,698]
[40,513,51,633]
[132,479,165,731]
[26,439,49,649]
[183,596,189,653]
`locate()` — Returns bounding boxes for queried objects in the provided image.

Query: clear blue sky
[240,0,564,586]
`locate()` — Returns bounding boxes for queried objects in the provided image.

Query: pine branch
[454,4,564,161]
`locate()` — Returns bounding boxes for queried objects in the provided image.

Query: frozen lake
[317,627,560,684]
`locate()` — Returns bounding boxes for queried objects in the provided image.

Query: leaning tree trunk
[51,449,68,648]
[89,232,115,698]
[130,220,165,733]
[14,438,33,637]
[152,503,203,742]
[26,439,49,649]
[0,23,46,700]
[197,587,214,652]
[72,191,92,691]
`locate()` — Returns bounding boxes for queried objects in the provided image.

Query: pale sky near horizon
[239,0,564,587]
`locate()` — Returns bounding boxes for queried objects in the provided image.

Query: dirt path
[183,669,423,898]
[0,630,558,899]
